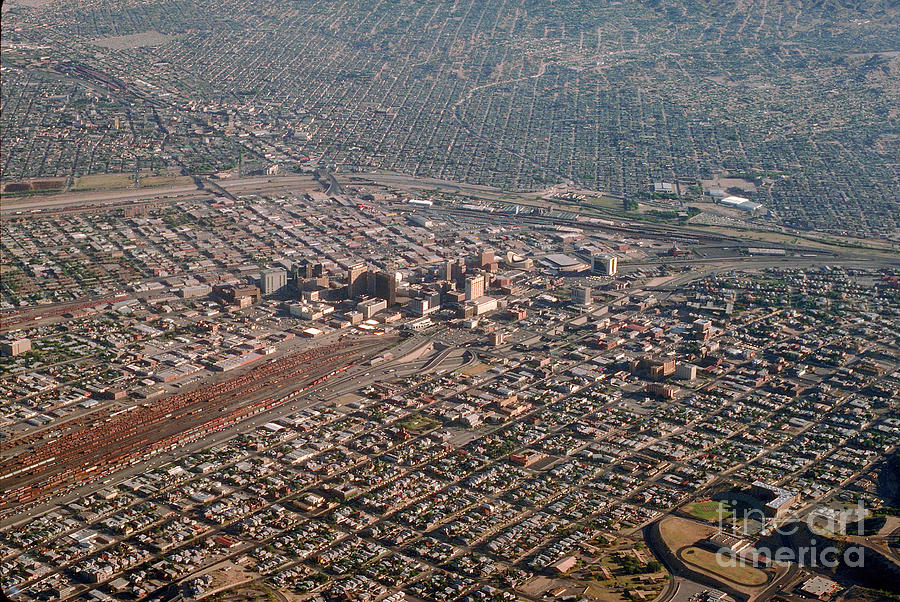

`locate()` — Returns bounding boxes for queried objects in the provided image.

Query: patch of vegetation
[396,413,440,434]
[683,500,734,523]
[645,207,701,223]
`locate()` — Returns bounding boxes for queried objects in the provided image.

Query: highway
[0,184,205,216]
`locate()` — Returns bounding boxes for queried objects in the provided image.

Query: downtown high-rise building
[261,268,288,295]
[346,263,368,298]
[592,255,618,276]
[465,273,485,300]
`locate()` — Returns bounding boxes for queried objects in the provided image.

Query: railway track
[0,294,129,331]
[0,336,395,509]
[422,204,746,246]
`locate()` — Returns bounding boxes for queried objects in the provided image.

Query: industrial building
[719,195,763,212]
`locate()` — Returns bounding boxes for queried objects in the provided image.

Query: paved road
[0,184,204,215]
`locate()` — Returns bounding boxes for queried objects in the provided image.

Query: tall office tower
[374,271,398,305]
[296,259,313,279]
[426,290,442,310]
[572,286,592,306]
[452,259,466,284]
[479,250,494,268]
[261,268,288,295]
[465,274,485,300]
[592,254,618,276]
[346,263,368,298]
[443,260,454,282]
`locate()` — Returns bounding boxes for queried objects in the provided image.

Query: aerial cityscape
[1,0,898,601]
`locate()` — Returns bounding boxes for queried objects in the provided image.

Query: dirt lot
[92,31,174,49]
[678,546,768,587]
[140,175,194,188]
[658,516,715,552]
[72,173,135,190]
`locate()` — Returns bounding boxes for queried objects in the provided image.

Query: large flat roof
[541,253,582,268]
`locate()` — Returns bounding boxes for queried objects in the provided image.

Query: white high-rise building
[592,255,618,276]
[261,268,288,295]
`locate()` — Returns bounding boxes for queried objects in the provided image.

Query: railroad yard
[0,336,397,507]
[1,174,898,601]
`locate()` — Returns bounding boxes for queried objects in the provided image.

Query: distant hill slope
[1,0,897,235]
